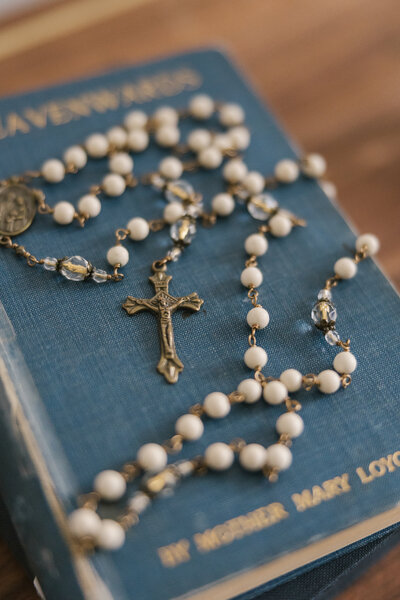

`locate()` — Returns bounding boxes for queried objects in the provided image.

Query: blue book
[0,48,399,600]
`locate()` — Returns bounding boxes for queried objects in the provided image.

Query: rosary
[0,94,380,552]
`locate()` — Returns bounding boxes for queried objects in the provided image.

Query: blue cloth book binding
[0,48,399,600]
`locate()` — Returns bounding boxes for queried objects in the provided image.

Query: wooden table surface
[0,0,398,598]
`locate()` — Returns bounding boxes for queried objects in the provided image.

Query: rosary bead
[175,414,204,441]
[247,306,270,329]
[223,158,248,183]
[198,146,223,169]
[107,245,129,267]
[263,381,288,405]
[94,470,127,501]
[124,110,148,130]
[42,159,65,183]
[60,256,90,281]
[127,129,149,152]
[63,146,87,170]
[211,193,235,216]
[109,152,133,176]
[53,201,75,225]
[325,330,340,346]
[269,214,292,237]
[244,346,268,369]
[127,217,149,241]
[334,257,357,279]
[301,153,327,178]
[242,171,265,195]
[155,125,180,148]
[279,368,302,392]
[68,508,101,540]
[175,460,194,477]
[240,444,267,471]
[91,269,108,284]
[318,288,332,300]
[228,126,250,150]
[355,233,380,256]
[205,443,234,471]
[265,444,292,471]
[96,519,125,551]
[274,159,299,183]
[137,443,167,472]
[213,133,233,152]
[244,233,268,256]
[43,257,58,271]
[78,194,101,217]
[102,173,126,197]
[107,126,128,149]
[241,266,263,288]
[189,94,215,119]
[128,491,151,514]
[163,202,185,224]
[219,103,245,127]
[159,156,183,179]
[247,194,278,221]
[318,369,341,394]
[203,392,231,418]
[276,412,304,438]
[237,378,262,403]
[153,106,178,127]
[85,133,109,158]
[187,129,212,152]
[333,351,357,374]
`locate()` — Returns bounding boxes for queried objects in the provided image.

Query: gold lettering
[47,102,73,126]
[291,489,314,512]
[356,466,374,484]
[267,502,289,522]
[193,529,220,553]
[6,113,30,136]
[157,539,190,568]
[24,107,48,128]
[369,460,386,477]
[379,455,396,473]
[393,451,400,467]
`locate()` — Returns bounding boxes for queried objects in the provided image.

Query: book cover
[0,48,399,600]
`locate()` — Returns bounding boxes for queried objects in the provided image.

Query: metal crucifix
[122,266,204,384]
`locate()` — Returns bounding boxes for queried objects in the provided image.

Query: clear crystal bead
[150,174,165,190]
[184,199,203,218]
[318,288,332,301]
[59,256,90,281]
[43,257,58,271]
[167,246,182,262]
[325,330,340,345]
[170,218,196,245]
[165,180,194,203]
[91,268,108,283]
[311,299,337,330]
[247,194,278,220]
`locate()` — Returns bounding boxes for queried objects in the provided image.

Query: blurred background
[0,0,399,598]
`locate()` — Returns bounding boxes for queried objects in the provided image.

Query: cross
[122,270,204,384]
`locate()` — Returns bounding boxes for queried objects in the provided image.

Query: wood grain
[0,0,399,598]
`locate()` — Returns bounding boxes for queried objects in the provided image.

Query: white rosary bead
[85,133,109,158]
[198,146,223,169]
[78,194,101,218]
[175,414,204,441]
[265,444,292,471]
[189,94,215,119]
[229,126,250,150]
[102,173,126,197]
[211,193,235,216]
[107,245,129,267]
[302,153,327,178]
[203,392,231,418]
[68,508,101,540]
[334,257,357,279]
[53,201,75,225]
[219,103,245,127]
[240,266,263,288]
[239,444,267,471]
[109,152,133,176]
[274,159,299,183]
[94,470,126,501]
[269,214,292,237]
[244,346,268,369]
[96,519,125,551]
[205,442,234,471]
[223,158,248,183]
[276,412,304,438]
[247,306,270,329]
[187,129,212,152]
[159,156,183,179]
[155,125,180,148]
[128,491,150,514]
[153,106,178,127]
[242,171,265,195]
[127,217,149,241]
[107,126,128,149]
[318,369,341,394]
[244,234,268,256]
[237,378,262,403]
[213,133,233,152]
[333,351,357,374]
[137,443,167,472]
[263,380,288,405]
[124,110,148,130]
[279,368,303,392]
[127,129,149,152]
[63,146,87,170]
[163,202,185,224]
[42,159,65,183]
[356,233,380,256]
